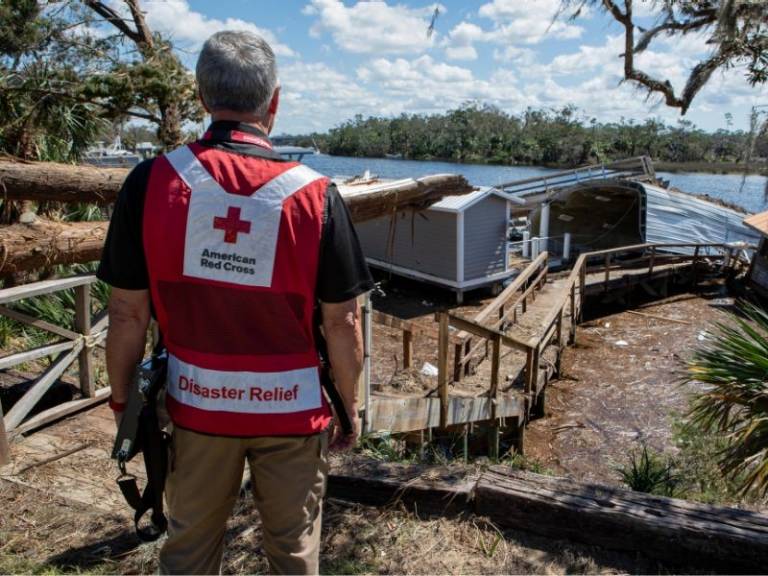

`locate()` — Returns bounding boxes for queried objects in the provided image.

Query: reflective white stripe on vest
[164,145,324,287]
[166,354,322,414]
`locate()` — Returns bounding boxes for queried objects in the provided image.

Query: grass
[617,416,766,507]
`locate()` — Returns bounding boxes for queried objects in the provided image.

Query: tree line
[298,103,767,169]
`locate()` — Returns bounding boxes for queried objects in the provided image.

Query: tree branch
[603,0,722,114]
[634,15,716,53]
[124,0,153,48]
[82,0,142,44]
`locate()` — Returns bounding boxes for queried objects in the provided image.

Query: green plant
[685,302,768,497]
[357,433,412,463]
[496,451,544,473]
[618,445,679,496]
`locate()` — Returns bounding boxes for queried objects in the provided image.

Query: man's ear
[268,86,280,116]
[199,88,210,113]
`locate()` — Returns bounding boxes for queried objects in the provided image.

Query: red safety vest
[143,139,333,436]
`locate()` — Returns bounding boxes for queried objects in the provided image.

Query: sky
[133,0,767,135]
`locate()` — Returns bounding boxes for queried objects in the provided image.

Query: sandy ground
[525,283,734,484]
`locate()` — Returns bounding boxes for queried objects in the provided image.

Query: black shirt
[97,122,373,303]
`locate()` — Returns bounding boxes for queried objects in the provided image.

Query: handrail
[499,156,654,198]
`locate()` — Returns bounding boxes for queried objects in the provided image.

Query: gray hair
[196,30,278,117]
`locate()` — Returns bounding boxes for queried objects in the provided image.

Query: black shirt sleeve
[316,183,374,303]
[96,159,153,290]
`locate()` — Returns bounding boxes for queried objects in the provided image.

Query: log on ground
[474,466,768,571]
[0,220,108,275]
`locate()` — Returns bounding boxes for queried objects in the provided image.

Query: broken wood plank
[11,387,111,436]
[3,341,84,431]
[474,467,768,572]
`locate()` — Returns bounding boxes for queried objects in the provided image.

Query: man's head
[196,30,279,131]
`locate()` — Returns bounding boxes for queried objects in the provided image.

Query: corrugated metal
[355,209,458,279]
[463,195,508,280]
[643,183,761,253]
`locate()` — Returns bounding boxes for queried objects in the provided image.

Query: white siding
[463,196,508,280]
[355,210,458,280]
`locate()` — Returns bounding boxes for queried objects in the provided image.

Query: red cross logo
[213,207,251,244]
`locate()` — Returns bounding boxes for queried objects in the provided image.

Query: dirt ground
[369,272,531,398]
[525,283,733,485]
[1,467,685,575]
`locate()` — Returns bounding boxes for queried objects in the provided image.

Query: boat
[83,136,142,168]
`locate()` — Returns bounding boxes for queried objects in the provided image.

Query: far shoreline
[318,153,768,177]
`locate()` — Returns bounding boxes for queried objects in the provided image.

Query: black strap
[114,349,169,542]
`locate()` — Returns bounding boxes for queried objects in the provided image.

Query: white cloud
[277,61,386,132]
[141,0,295,57]
[478,0,584,44]
[304,0,442,55]
[442,21,486,60]
[493,46,536,65]
[356,55,528,113]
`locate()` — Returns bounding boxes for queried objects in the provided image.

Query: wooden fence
[0,275,108,463]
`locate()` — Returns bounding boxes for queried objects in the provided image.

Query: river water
[302,154,768,214]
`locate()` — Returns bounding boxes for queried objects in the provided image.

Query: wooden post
[463,340,472,376]
[402,329,413,369]
[438,313,450,429]
[489,335,501,460]
[569,282,577,344]
[453,342,464,382]
[579,264,586,323]
[604,253,611,292]
[0,402,10,467]
[74,284,94,398]
[692,246,700,287]
[648,245,656,276]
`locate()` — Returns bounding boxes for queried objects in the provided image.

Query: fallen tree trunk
[0,158,473,210]
[0,173,473,273]
[0,159,127,204]
[0,220,108,275]
[337,175,474,223]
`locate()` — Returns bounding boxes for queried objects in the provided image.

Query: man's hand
[328,408,360,452]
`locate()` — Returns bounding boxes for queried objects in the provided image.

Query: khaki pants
[158,427,329,575]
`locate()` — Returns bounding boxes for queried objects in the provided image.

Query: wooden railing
[0,275,108,463]
[432,242,747,432]
[453,251,549,381]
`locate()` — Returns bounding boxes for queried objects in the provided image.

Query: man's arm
[106,288,151,406]
[321,297,364,448]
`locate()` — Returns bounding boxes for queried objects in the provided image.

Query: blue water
[302,154,768,214]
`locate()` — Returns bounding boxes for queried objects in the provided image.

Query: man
[97,30,373,575]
